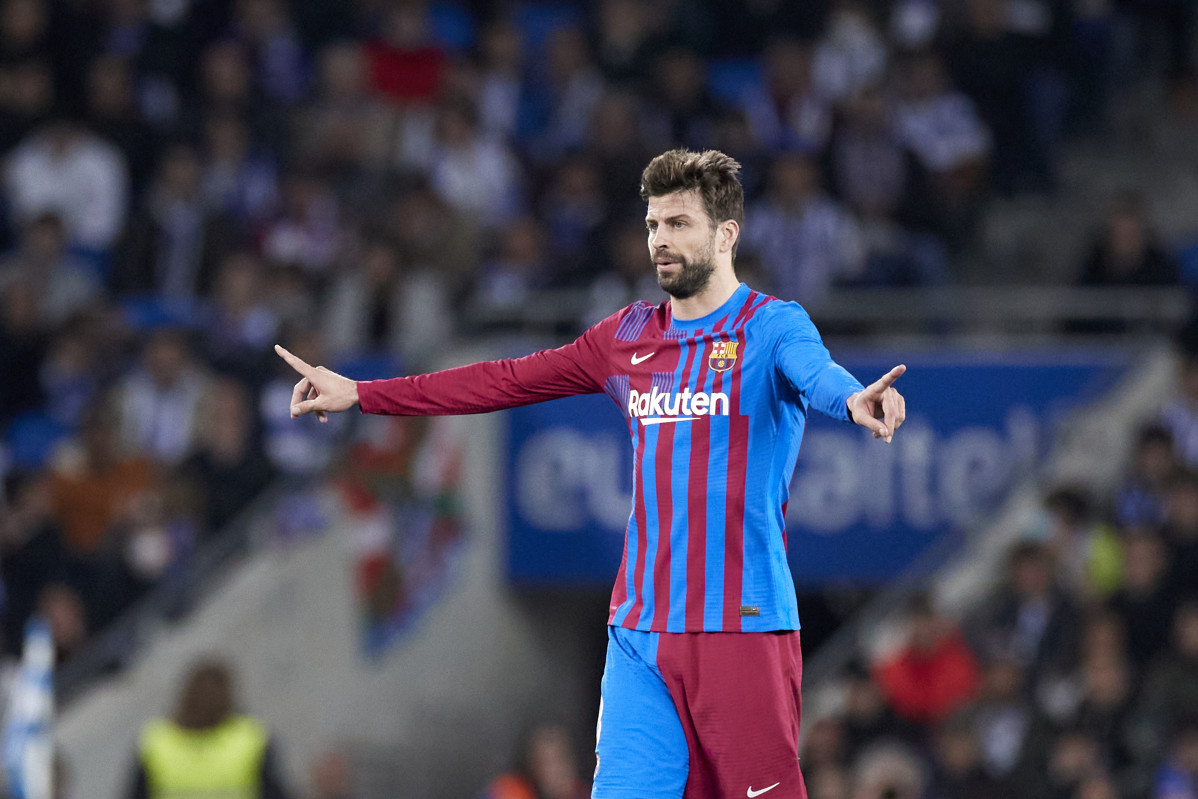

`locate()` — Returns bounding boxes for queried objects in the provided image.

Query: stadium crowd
[0,0,1192,795]
[787,340,1198,799]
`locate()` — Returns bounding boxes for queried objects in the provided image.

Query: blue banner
[505,350,1128,589]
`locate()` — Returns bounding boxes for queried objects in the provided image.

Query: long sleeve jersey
[358,283,864,632]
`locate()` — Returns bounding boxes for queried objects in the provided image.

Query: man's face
[645,190,717,300]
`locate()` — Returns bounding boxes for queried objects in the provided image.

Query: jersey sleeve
[768,303,864,422]
[356,311,619,416]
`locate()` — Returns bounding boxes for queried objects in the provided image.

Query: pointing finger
[868,364,907,395]
[275,344,316,379]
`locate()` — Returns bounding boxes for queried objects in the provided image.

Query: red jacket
[874,631,981,724]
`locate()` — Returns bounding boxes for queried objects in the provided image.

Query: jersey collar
[668,283,750,333]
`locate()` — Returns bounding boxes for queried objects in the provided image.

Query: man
[276,149,906,799]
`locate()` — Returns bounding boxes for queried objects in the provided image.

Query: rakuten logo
[627,387,729,425]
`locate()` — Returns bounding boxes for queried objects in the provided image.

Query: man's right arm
[358,331,611,416]
[278,311,621,420]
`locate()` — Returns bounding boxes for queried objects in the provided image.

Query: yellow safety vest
[139,715,268,799]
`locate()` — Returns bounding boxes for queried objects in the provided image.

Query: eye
[673,221,686,229]
[646,222,657,232]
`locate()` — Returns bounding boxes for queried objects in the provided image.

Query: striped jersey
[357,283,865,632]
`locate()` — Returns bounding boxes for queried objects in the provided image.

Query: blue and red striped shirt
[357,283,864,632]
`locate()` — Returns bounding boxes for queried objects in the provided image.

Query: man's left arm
[773,308,906,442]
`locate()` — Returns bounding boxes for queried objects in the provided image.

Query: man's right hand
[275,344,360,423]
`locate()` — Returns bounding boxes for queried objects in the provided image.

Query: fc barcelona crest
[709,341,739,372]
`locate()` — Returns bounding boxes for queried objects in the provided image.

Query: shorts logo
[709,341,739,372]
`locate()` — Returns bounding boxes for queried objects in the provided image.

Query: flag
[3,619,53,799]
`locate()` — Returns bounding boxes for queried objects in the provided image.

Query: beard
[655,235,717,300]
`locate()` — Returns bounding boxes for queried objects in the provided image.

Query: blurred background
[0,0,1195,797]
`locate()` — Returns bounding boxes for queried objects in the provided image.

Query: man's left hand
[847,364,907,444]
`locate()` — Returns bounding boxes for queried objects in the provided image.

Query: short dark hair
[173,659,235,730]
[640,148,745,230]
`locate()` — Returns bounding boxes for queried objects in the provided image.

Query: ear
[719,219,740,253]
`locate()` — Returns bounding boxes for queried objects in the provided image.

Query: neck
[669,263,740,320]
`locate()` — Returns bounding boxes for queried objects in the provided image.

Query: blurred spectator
[427,96,523,229]
[743,154,864,307]
[1133,601,1198,767]
[529,26,603,160]
[0,473,65,655]
[48,410,154,560]
[83,55,156,190]
[807,765,851,799]
[1107,531,1175,668]
[292,41,395,186]
[0,57,55,153]
[1039,487,1121,599]
[114,144,246,300]
[1116,424,1177,529]
[1154,717,1198,799]
[5,117,129,255]
[894,52,989,247]
[482,723,589,799]
[643,46,719,152]
[830,84,928,227]
[204,252,278,373]
[873,593,980,726]
[1163,355,1198,468]
[929,713,1012,799]
[802,716,849,776]
[38,317,107,428]
[0,278,46,422]
[229,0,309,107]
[364,2,445,105]
[967,541,1082,686]
[1163,487,1198,602]
[850,741,927,799]
[35,582,87,665]
[1077,192,1178,286]
[840,658,920,761]
[586,90,651,216]
[968,658,1034,779]
[386,181,480,299]
[473,217,550,316]
[114,329,211,466]
[811,2,887,105]
[741,37,832,155]
[126,659,292,799]
[180,376,273,536]
[540,156,607,282]
[1035,728,1109,799]
[185,40,268,146]
[946,0,1042,193]
[475,20,523,141]
[0,212,103,327]
[595,0,658,88]
[261,173,342,277]
[323,237,408,359]
[1072,653,1137,773]
[200,112,278,227]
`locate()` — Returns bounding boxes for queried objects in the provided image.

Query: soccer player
[275,149,906,799]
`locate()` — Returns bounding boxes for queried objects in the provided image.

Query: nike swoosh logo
[640,417,697,426]
[747,784,780,798]
[631,352,655,364]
